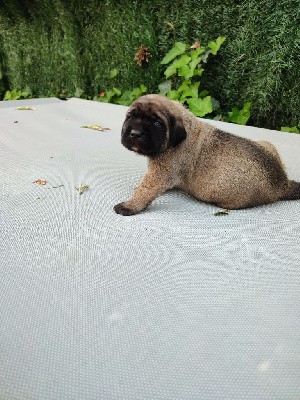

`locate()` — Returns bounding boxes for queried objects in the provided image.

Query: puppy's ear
[168,114,187,147]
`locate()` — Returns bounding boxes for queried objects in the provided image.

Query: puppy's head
[121,95,187,156]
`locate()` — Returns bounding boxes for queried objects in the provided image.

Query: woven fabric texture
[0,99,300,400]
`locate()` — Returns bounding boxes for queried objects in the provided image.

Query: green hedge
[0,0,299,129]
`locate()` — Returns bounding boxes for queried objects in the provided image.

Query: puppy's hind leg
[280,180,300,201]
[257,141,286,169]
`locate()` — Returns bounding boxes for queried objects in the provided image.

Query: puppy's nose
[129,129,142,139]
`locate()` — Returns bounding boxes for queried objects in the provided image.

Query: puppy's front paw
[113,202,137,216]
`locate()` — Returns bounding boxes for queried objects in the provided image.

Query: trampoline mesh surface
[0,98,300,400]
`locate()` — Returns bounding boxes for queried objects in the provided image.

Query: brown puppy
[114,94,300,216]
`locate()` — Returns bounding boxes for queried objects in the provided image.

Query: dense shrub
[0,0,299,129]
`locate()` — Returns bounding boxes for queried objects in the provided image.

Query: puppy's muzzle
[129,129,143,139]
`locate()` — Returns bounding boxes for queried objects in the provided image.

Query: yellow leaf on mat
[214,209,230,216]
[75,184,89,195]
[16,106,36,110]
[81,124,111,131]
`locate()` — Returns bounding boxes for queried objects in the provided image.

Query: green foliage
[159,39,223,116]
[208,36,227,55]
[281,125,300,134]
[186,96,213,118]
[161,42,187,64]
[115,85,148,106]
[0,0,299,129]
[224,102,252,125]
[158,38,250,123]
[109,69,119,79]
[1,36,251,125]
[3,86,32,100]
[93,69,148,106]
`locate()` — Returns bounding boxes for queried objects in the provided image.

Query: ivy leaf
[20,86,32,98]
[116,84,147,106]
[158,80,172,95]
[226,102,251,125]
[161,42,187,65]
[199,90,209,98]
[166,90,180,100]
[189,57,201,74]
[201,50,212,63]
[280,126,300,134]
[164,54,191,78]
[177,80,192,93]
[211,97,220,111]
[193,67,204,76]
[186,96,213,117]
[190,46,205,60]
[109,69,119,79]
[75,87,84,98]
[178,80,200,101]
[178,64,193,78]
[4,89,21,100]
[98,88,121,103]
[208,36,226,55]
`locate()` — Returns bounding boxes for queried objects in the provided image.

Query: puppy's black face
[121,99,187,156]
[121,105,167,156]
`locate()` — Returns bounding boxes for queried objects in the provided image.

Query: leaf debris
[134,45,151,66]
[33,179,47,185]
[75,184,89,195]
[190,41,201,49]
[81,124,111,132]
[214,209,230,216]
[16,106,36,111]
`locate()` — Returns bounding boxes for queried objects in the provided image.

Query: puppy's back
[187,127,292,208]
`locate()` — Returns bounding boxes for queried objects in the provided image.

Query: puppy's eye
[126,114,132,120]
[154,120,163,127]
[151,116,163,127]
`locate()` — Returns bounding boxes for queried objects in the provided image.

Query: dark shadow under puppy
[114,94,300,216]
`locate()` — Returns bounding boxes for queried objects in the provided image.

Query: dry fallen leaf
[16,106,36,111]
[75,184,89,195]
[165,21,175,31]
[33,179,47,185]
[134,45,151,66]
[81,124,111,132]
[214,209,230,216]
[190,41,201,49]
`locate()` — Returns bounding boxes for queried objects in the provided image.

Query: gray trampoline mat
[0,98,300,400]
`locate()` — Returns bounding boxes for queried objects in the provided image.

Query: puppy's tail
[281,180,300,201]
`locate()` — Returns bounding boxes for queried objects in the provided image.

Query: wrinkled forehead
[128,99,171,121]
[128,101,156,116]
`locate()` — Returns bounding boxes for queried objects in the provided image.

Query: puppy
[114,94,300,216]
